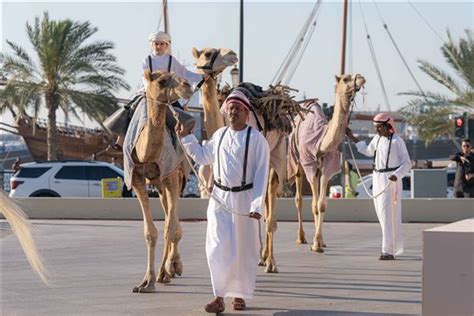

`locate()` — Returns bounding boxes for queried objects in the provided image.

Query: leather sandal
[379,254,395,260]
[232,298,246,311]
[205,299,225,313]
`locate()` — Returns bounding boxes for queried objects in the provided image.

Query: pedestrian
[346,113,411,260]
[105,31,201,151]
[11,157,21,172]
[449,139,474,198]
[177,90,270,313]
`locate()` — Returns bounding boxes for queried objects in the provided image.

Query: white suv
[9,161,124,198]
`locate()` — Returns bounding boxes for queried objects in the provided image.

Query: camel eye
[158,79,167,85]
[205,52,212,58]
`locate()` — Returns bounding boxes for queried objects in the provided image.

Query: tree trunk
[45,92,59,161]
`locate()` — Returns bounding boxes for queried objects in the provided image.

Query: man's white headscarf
[148,31,171,44]
[373,112,396,133]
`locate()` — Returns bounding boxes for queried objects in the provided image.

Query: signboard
[101,178,123,198]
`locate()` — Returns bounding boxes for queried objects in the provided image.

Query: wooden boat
[0,115,121,163]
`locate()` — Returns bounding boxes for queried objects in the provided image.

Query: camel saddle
[103,95,196,141]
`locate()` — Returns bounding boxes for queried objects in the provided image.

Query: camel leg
[131,174,158,293]
[316,174,329,250]
[263,169,279,273]
[295,164,307,244]
[154,173,183,283]
[309,173,324,253]
[259,191,270,267]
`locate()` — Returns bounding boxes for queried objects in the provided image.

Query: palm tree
[400,29,473,143]
[0,12,129,160]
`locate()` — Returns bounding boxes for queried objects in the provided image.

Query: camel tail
[0,190,50,285]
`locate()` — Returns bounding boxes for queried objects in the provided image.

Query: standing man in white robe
[177,90,270,313]
[346,113,411,260]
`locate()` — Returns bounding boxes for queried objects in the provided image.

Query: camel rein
[345,83,393,200]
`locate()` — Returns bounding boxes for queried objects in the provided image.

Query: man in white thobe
[346,113,411,260]
[177,90,270,313]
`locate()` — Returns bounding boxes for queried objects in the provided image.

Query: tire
[30,190,60,197]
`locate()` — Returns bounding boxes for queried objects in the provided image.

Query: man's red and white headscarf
[220,90,250,115]
[373,112,396,133]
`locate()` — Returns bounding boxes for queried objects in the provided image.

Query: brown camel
[193,48,297,272]
[130,70,193,293]
[288,74,366,252]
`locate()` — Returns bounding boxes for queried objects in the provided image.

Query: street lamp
[230,66,240,87]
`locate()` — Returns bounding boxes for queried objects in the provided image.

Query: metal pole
[340,0,348,76]
[340,0,349,196]
[163,0,169,34]
[239,0,244,83]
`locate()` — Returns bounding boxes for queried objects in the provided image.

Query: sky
[1,0,473,128]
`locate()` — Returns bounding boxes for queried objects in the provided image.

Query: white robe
[141,53,202,87]
[356,134,411,256]
[181,126,270,299]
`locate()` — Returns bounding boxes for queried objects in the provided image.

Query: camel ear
[335,75,341,82]
[192,47,201,59]
[144,70,152,83]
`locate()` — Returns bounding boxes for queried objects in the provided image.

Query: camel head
[144,70,193,103]
[334,74,366,110]
[192,48,238,75]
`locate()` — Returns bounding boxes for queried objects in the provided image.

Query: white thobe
[142,53,203,86]
[181,126,270,299]
[356,134,411,256]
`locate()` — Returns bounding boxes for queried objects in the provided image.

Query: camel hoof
[323,242,327,248]
[165,261,175,278]
[258,259,266,266]
[311,245,324,253]
[264,263,279,273]
[296,238,307,245]
[173,261,183,276]
[157,272,171,284]
[132,285,156,293]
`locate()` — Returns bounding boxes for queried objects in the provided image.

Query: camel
[0,190,49,285]
[193,48,298,273]
[128,70,193,293]
[288,74,366,252]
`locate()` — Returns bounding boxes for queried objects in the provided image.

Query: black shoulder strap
[168,55,172,72]
[385,133,394,169]
[216,127,229,183]
[249,106,264,132]
[148,55,153,73]
[242,126,252,186]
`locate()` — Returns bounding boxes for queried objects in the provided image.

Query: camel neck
[201,78,224,138]
[319,92,351,155]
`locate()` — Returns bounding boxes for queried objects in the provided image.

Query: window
[86,166,121,181]
[54,166,86,180]
[16,167,50,178]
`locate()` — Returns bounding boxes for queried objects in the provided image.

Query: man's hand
[176,122,190,138]
[460,156,469,164]
[389,175,397,181]
[249,212,261,220]
[345,127,358,143]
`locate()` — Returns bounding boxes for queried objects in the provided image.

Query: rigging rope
[358,1,391,112]
[407,1,445,42]
[372,1,426,98]
[271,0,322,86]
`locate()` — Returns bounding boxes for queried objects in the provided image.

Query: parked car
[356,169,455,198]
[9,160,125,198]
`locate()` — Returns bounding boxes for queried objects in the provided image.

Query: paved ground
[1,220,439,316]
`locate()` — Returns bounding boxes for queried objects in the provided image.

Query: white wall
[5,198,474,222]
